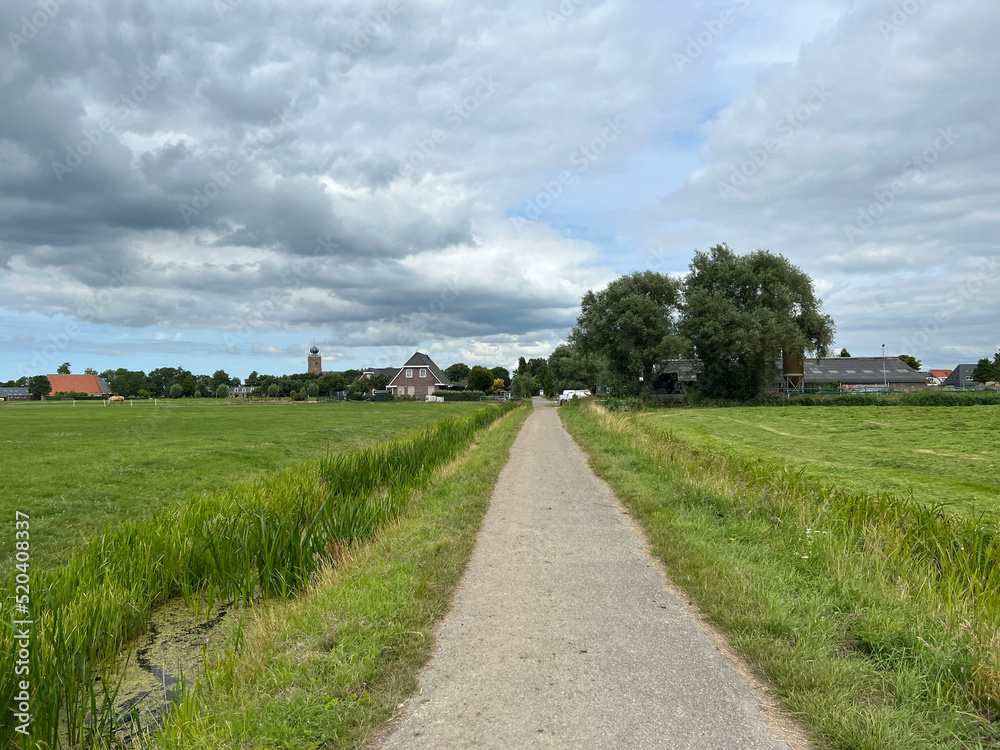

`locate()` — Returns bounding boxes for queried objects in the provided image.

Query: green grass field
[643,406,1000,516]
[0,399,486,576]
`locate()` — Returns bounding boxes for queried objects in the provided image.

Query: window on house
[419,368,427,378]
[406,369,413,378]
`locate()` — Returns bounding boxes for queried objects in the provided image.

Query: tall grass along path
[561,400,1000,748]
[0,403,516,748]
[380,399,804,749]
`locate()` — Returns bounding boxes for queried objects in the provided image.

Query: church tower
[308,345,322,374]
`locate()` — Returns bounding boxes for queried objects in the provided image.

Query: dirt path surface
[379,400,802,749]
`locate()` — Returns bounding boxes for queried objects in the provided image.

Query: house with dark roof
[362,352,452,400]
[0,387,31,401]
[46,374,111,396]
[942,364,979,388]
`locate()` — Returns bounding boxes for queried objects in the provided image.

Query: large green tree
[445,363,471,383]
[548,342,607,393]
[490,366,511,387]
[148,367,190,397]
[572,270,684,390]
[316,372,348,395]
[467,366,494,392]
[102,368,151,397]
[57,362,71,374]
[899,355,922,371]
[510,373,535,399]
[524,358,553,395]
[680,244,835,400]
[971,353,1000,385]
[349,373,389,397]
[27,375,52,399]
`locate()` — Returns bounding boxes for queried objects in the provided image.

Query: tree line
[521,244,838,401]
[3,364,521,401]
[1,367,368,400]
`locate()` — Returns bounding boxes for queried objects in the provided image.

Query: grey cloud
[2,0,646,347]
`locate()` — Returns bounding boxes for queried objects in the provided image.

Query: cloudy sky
[1,0,996,379]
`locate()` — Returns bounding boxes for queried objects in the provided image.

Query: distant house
[0,387,31,401]
[387,353,452,399]
[942,364,979,388]
[227,385,255,398]
[46,374,111,397]
[925,369,953,386]
[361,352,452,400]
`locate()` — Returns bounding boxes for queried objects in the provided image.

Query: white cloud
[0,0,995,373]
[648,0,1000,366]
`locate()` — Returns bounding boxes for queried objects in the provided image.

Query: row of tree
[4,363,523,401]
[2,368,373,400]
[552,244,838,400]
[440,364,510,391]
[551,245,973,399]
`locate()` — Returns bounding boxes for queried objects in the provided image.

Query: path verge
[155,404,530,748]
[380,400,802,749]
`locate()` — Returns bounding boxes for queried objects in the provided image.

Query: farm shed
[798,357,926,389]
[0,387,32,401]
[46,374,111,396]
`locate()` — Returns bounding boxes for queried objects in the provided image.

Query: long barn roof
[46,374,111,394]
[659,357,926,385]
[800,357,925,384]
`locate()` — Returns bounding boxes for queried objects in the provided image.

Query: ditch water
[94,597,245,742]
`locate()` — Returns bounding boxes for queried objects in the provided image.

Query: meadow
[0,399,487,577]
[645,405,1000,517]
[0,400,520,746]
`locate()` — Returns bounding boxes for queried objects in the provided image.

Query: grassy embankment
[1,402,519,748]
[562,400,1000,749]
[0,399,486,576]
[155,400,530,747]
[679,389,1000,409]
[649,405,1000,517]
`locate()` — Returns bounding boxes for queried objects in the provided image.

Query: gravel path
[379,399,803,749]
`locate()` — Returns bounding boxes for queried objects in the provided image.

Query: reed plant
[0,402,516,747]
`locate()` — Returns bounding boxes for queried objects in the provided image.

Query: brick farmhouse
[363,352,452,400]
